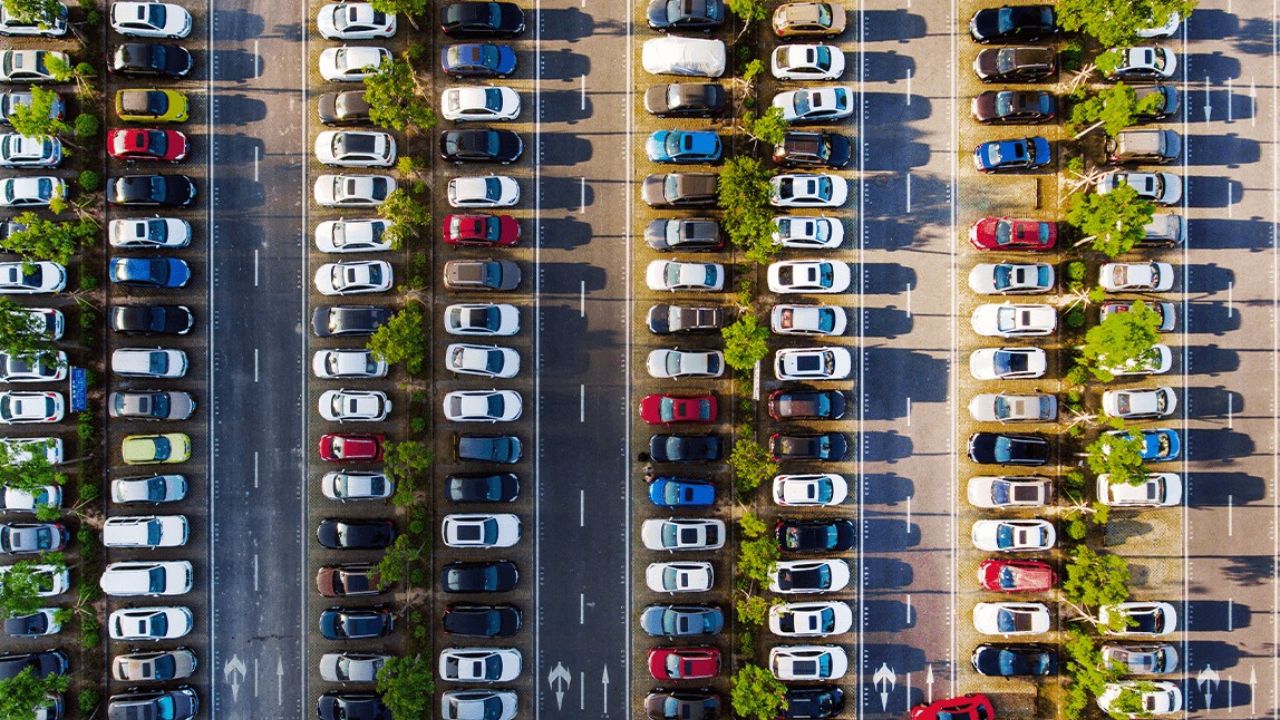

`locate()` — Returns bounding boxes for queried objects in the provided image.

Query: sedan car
[640,393,716,425]
[973,137,1050,172]
[773,86,853,123]
[111,43,192,78]
[112,348,188,378]
[445,343,519,379]
[968,5,1056,43]
[968,393,1056,423]
[99,560,192,597]
[775,518,854,552]
[317,2,397,39]
[314,130,396,167]
[1097,682,1182,717]
[649,434,721,463]
[1105,46,1177,80]
[971,644,1056,677]
[648,0,723,30]
[0,4,67,36]
[109,257,190,288]
[978,558,1056,593]
[972,90,1056,124]
[111,2,192,38]
[772,216,843,249]
[770,174,847,207]
[2,609,60,639]
[111,648,198,682]
[319,389,392,422]
[314,218,393,253]
[768,601,852,637]
[0,133,60,167]
[322,471,392,501]
[455,434,522,464]
[319,606,395,640]
[971,519,1056,552]
[438,647,522,683]
[440,560,519,593]
[645,218,723,252]
[102,514,187,547]
[445,473,520,504]
[442,513,521,548]
[772,2,845,37]
[0,484,61,512]
[441,692,516,720]
[448,175,519,207]
[107,128,187,162]
[641,605,724,638]
[120,433,191,465]
[108,174,196,206]
[771,44,844,80]
[767,260,851,294]
[1100,643,1179,675]
[318,693,392,720]
[770,559,850,594]
[643,82,726,118]
[314,260,394,295]
[108,606,193,641]
[319,653,388,683]
[443,213,520,247]
[646,260,724,292]
[649,647,721,681]
[440,1,526,38]
[769,646,847,680]
[1097,171,1182,205]
[647,304,725,334]
[0,50,68,83]
[911,695,994,720]
[1101,602,1178,637]
[110,474,187,504]
[0,351,66,382]
[114,88,187,123]
[443,259,521,291]
[969,347,1046,380]
[967,432,1050,466]
[318,46,391,81]
[768,389,845,421]
[440,604,523,641]
[966,476,1052,509]
[312,349,388,379]
[109,390,195,421]
[317,90,371,125]
[770,433,849,463]
[313,174,396,207]
[772,474,847,506]
[440,128,524,164]
[641,518,725,551]
[0,176,65,207]
[973,602,1051,636]
[316,518,396,550]
[444,303,519,336]
[972,46,1056,83]
[109,217,191,248]
[1099,262,1175,292]
[646,130,722,164]
[968,263,1054,295]
[646,561,714,593]
[441,86,520,122]
[317,433,385,462]
[1096,473,1182,508]
[442,43,517,78]
[774,347,853,381]
[770,305,845,337]
[969,216,1056,251]
[1102,387,1177,419]
[0,521,66,554]
[311,305,392,337]
[643,173,718,207]
[442,389,522,422]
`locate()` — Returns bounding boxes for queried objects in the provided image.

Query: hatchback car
[318,46,391,81]
[774,347,852,381]
[643,83,726,118]
[967,432,1050,466]
[972,46,1056,83]
[316,518,396,550]
[968,5,1056,43]
[971,519,1056,552]
[0,50,68,83]
[109,390,195,421]
[108,174,196,206]
[120,434,191,465]
[442,43,517,78]
[649,646,721,681]
[111,43,192,78]
[107,127,187,162]
[968,263,1054,295]
[443,213,520,247]
[115,88,188,123]
[313,174,396,207]
[771,305,846,336]
[973,137,1050,172]
[440,561,518,593]
[772,2,845,37]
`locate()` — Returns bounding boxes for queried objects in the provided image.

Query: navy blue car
[973,137,1051,173]
[971,644,1057,677]
[640,604,724,637]
[1108,428,1181,463]
[646,130,723,164]
[648,477,716,508]
[109,257,191,288]
[442,43,517,78]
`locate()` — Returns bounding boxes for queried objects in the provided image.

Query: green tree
[735,592,770,625]
[731,664,788,720]
[718,156,776,264]
[1086,431,1149,487]
[0,434,63,492]
[1069,83,1166,136]
[1103,682,1160,719]
[9,87,68,139]
[381,439,433,489]
[725,0,773,25]
[1,0,62,24]
[738,509,767,538]
[1078,299,1163,381]
[375,533,427,590]
[369,0,428,30]
[743,105,789,146]
[1058,0,1196,48]
[737,536,779,585]
[366,302,426,375]
[0,667,68,720]
[1062,545,1131,628]
[1063,628,1122,720]
[729,438,778,495]
[378,186,431,250]
[1067,182,1156,257]
[0,555,64,619]
[362,57,435,132]
[375,654,434,720]
[1,213,96,265]
[722,314,770,372]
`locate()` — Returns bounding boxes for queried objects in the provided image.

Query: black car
[111,43,193,78]
[644,83,727,118]
[440,560,519,593]
[447,473,520,503]
[317,692,391,720]
[968,5,1057,43]
[107,687,198,720]
[646,304,726,334]
[971,90,1056,124]
[455,433,522,464]
[317,90,371,125]
[440,129,523,164]
[319,606,395,640]
[769,432,849,462]
[967,432,1050,466]
[440,1,526,37]
[647,0,724,31]
[1133,85,1179,121]
[108,175,197,207]
[642,173,719,207]
[442,604,522,637]
[315,519,396,550]
[774,519,856,553]
[971,644,1058,677]
[772,131,851,169]
[110,304,194,336]
[973,46,1057,83]
[3,611,55,638]
[0,650,68,680]
[649,434,722,463]
[644,218,723,252]
[644,690,721,720]
[311,305,393,337]
[767,389,846,420]
[782,687,844,720]
[0,219,23,242]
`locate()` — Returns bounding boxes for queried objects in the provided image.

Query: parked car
[771,44,844,80]
[444,303,520,336]
[109,217,191,248]
[318,693,392,720]
[640,604,724,637]
[0,3,67,36]
[107,127,187,162]
[971,90,1056,123]
[114,88,187,122]
[120,434,191,465]
[311,305,393,337]
[316,563,383,597]
[767,260,851,294]
[442,513,521,548]
[318,46,391,81]
[314,218,393,252]
[1100,643,1179,675]
[643,173,718,207]
[646,349,724,379]
[774,518,854,552]
[644,83,726,118]
[910,695,994,720]
[968,5,1056,42]
[99,560,192,597]
[645,561,714,593]
[439,1,525,37]
[447,175,520,208]
[317,433,385,462]
[770,174,847,207]
[0,133,61,167]
[973,601,1051,635]
[0,176,65,207]
[768,389,846,421]
[774,347,852,381]
[772,2,845,37]
[978,558,1056,593]
[1099,262,1175,292]
[316,518,396,550]
[1097,171,1182,205]
[1101,602,1177,637]
[1096,473,1182,507]
[968,262,1054,295]
[969,216,1057,251]
[768,601,852,637]
[1104,46,1177,80]
[108,607,193,641]
[649,434,722,463]
[0,650,67,679]
[317,90,372,125]
[640,393,716,425]
[1097,682,1182,717]
[109,390,195,421]
[443,259,521,291]
[441,43,517,78]
[314,260,394,295]
[314,130,396,167]
[772,131,850,168]
[772,216,843,249]
[970,519,1056,552]
[0,50,69,83]
[647,0,723,31]
[313,174,396,206]
[102,515,187,547]
[648,477,715,508]
[972,46,1056,82]
[968,393,1056,423]
[1099,343,1174,376]
[769,645,847,680]
[440,128,523,164]
[0,521,66,554]
[111,43,192,78]
[0,484,62,513]
[0,351,66,383]
[971,644,1057,676]
[109,257,190,288]
[973,137,1050,172]
[111,648,197,682]
[440,561,519,593]
[111,2,192,38]
[770,559,850,594]
[971,303,1055,337]
[443,389,522,422]
[966,476,1053,508]
[773,86,854,123]
[313,349,389,379]
[319,606,395,640]
[317,1,396,39]
[641,37,725,77]
[646,130,723,164]
[110,474,187,504]
[445,344,519,379]
[969,347,1046,380]
[645,218,723,252]
[782,687,843,720]
[770,305,846,336]
[442,604,522,637]
[967,432,1050,466]
[441,85,521,122]
[641,518,724,551]
[318,652,388,683]
[1102,387,1177,419]
[769,433,849,463]
[646,304,725,334]
[644,690,721,720]
[108,174,196,206]
[772,474,847,506]
[1100,299,1176,331]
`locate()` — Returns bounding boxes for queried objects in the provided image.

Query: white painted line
[906,494,912,527]
[1228,392,1234,429]
[253,348,259,382]
[580,176,586,213]
[579,383,585,421]
[1250,77,1257,128]
[579,672,585,710]
[579,488,585,527]
[1227,77,1234,122]
[254,657,259,697]
[905,67,912,105]
[277,656,283,706]
[1228,494,1234,535]
[904,172,912,213]
[254,145,259,182]
[1228,280,1234,316]
[580,280,586,317]
[254,249,260,287]
[1227,182,1235,218]
[1228,598,1234,631]
[905,672,911,712]
[254,40,260,78]
[905,281,912,317]
[905,396,912,426]
[579,593,584,624]
[253,553,259,591]
[1203,75,1212,122]
[253,451,259,489]
[905,593,912,624]
[580,75,586,110]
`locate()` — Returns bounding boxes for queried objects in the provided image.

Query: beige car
[772,2,846,37]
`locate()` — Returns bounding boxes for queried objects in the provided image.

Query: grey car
[645,219,723,252]
[109,391,196,421]
[443,259,521,292]
[642,173,719,208]
[112,648,198,682]
[643,83,726,117]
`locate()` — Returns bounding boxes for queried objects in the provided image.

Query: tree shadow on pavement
[863,473,913,505]
[1220,556,1274,589]
[1189,470,1265,505]
[861,518,918,551]
[1103,517,1153,545]
[1187,600,1251,632]
[862,557,913,589]
[1233,16,1273,56]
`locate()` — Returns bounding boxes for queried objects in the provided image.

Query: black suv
[644,83,726,118]
[455,433,522,464]
[108,175,196,207]
[110,304,194,336]
[111,43,193,78]
[440,561,519,593]
[443,604,523,637]
[772,131,851,168]
[973,46,1057,83]
[440,128,524,164]
[968,5,1057,43]
[446,473,520,503]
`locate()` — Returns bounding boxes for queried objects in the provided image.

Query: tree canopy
[743,106,789,146]
[366,302,426,375]
[0,555,64,620]
[378,186,431,250]
[362,56,435,132]
[718,156,777,264]
[375,654,434,720]
[722,314,770,372]
[1,0,62,24]
[1078,299,1163,381]
[1067,182,1155,257]
[8,87,67,139]
[1086,431,1149,487]
[1,213,96,265]
[1069,83,1167,136]
[729,438,777,495]
[0,436,64,491]
[1057,0,1196,48]
[1062,545,1131,627]
[731,664,789,720]
[0,666,68,720]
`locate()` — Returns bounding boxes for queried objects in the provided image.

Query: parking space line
[253,552,259,591]
[948,0,960,687]
[254,145,259,182]
[579,383,585,421]
[905,396,911,426]
[254,450,259,489]
[254,249,260,286]
[905,171,912,213]
[254,348,259,382]
[580,280,586,316]
[579,489,585,527]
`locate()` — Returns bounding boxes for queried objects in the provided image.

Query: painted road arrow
[873,662,896,712]
[602,665,610,714]
[548,662,572,710]
[1197,665,1220,709]
[223,654,247,703]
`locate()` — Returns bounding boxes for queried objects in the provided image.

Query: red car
[968,217,1056,251]
[107,128,189,162]
[911,694,994,720]
[978,559,1056,593]
[648,646,720,681]
[317,433,386,462]
[639,393,717,425]
[443,213,521,247]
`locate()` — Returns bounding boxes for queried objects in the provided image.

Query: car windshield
[148,353,170,375]
[811,46,831,69]
[996,609,1020,632]
[995,7,1015,32]
[482,177,504,201]
[484,262,502,286]
[990,480,1010,504]
[661,482,686,504]
[146,567,166,593]
[816,3,831,26]
[995,92,1015,116]
[995,48,1016,73]
[992,436,1013,462]
[145,478,167,501]
[793,90,812,115]
[149,614,168,635]
[483,87,505,111]
[816,176,832,198]
[996,524,1014,548]
[662,566,680,588]
[144,4,167,27]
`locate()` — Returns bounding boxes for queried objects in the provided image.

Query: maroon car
[968,217,1057,251]
[639,393,717,425]
[316,563,384,597]
[317,433,385,462]
[443,213,520,247]
[971,90,1056,124]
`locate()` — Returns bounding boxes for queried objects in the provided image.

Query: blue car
[108,257,191,289]
[441,43,517,78]
[973,136,1051,173]
[648,477,716,508]
[639,604,724,637]
[646,130,723,164]
[1110,428,1181,462]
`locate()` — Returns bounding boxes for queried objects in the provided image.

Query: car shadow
[862,557,914,589]
[863,472,913,504]
[1185,175,1245,210]
[1185,262,1235,295]
[862,91,933,126]
[213,93,268,122]
[1183,385,1242,421]
[857,263,917,295]
[860,517,918,552]
[538,217,594,250]
[1187,344,1241,376]
[537,133,593,166]
[853,10,927,41]
[1218,556,1274,590]
[1187,52,1243,83]
[538,175,594,211]
[1188,133,1261,167]
[856,307,913,338]
[539,262,606,292]
[529,49,590,80]
[864,600,913,632]
[212,8,267,40]
[1189,470,1266,505]
[539,7,603,40]
[1187,219,1271,251]
[863,348,948,405]
[1186,301,1242,336]
[538,90,593,124]
[1187,600,1251,632]
[1187,9,1240,41]
[862,50,915,84]
[1186,428,1256,462]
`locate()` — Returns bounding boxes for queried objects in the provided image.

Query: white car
[771,44,844,80]
[317,2,397,39]
[768,601,853,637]
[110,2,191,38]
[1097,171,1181,205]
[108,217,191,248]
[646,349,724,379]
[103,515,188,548]
[773,86,854,123]
[318,389,392,422]
[111,348,187,378]
[110,474,187,504]
[972,602,1051,636]
[971,303,1056,337]
[966,476,1052,509]
[312,349,388,379]
[968,393,1057,423]
[1099,643,1179,675]
[441,514,521,548]
[771,305,846,336]
[0,391,63,424]
[772,474,848,506]
[0,4,68,36]
[1101,343,1174,376]
[774,347,852,381]
[319,653,389,683]
[0,484,61,513]
[321,470,393,501]
[772,216,843,249]
[969,348,1047,380]
[448,175,520,208]
[0,177,64,207]
[771,174,847,207]
[769,645,848,680]
[318,46,391,81]
[108,606,193,641]
[767,260,851,294]
[641,518,725,551]
[439,648,522,683]
[971,519,1056,552]
[968,263,1054,295]
[314,175,397,207]
[1099,262,1175,292]
[314,130,396,167]
[770,559,851,594]
[646,260,724,292]
[445,343,520,378]
[444,303,520,336]
[441,691,517,720]
[1098,682,1182,718]
[443,390,523,422]
[99,560,192,597]
[0,437,62,466]
[1106,46,1177,79]
[0,50,68,83]
[1096,473,1182,508]
[1102,387,1177,419]
[314,218,394,253]
[441,86,521,121]
[314,260,394,295]
[641,37,725,78]
[0,351,67,383]
[1137,12,1180,38]
[0,563,68,596]
[1101,602,1178,637]
[646,561,714,593]
[0,133,60,167]
[0,261,64,294]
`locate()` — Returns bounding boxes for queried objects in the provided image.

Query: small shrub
[736,629,754,656]
[77,169,102,193]
[1067,261,1087,281]
[1066,307,1085,329]
[78,479,100,503]
[409,416,427,434]
[78,272,99,293]
[73,113,100,141]
[79,689,100,715]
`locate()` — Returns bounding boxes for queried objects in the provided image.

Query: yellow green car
[114,89,189,123]
[121,433,191,465]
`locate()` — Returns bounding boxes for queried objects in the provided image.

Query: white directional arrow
[1197,665,1221,709]
[872,662,896,712]
[223,654,247,703]
[602,665,610,714]
[276,656,284,706]
[1250,666,1258,715]
[547,662,572,711]
[1203,76,1212,122]
[925,665,934,703]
